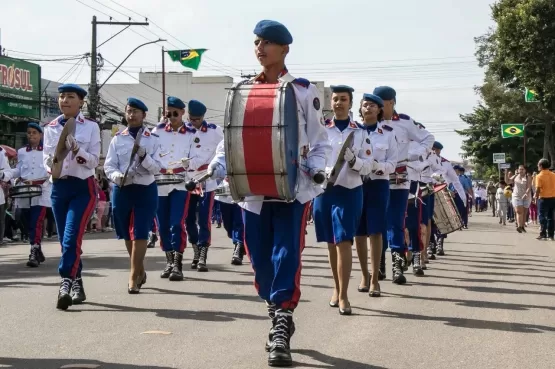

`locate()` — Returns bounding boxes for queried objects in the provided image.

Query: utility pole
[88,16,149,121]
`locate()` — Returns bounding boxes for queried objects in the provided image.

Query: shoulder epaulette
[441,157,449,163]
[157,123,166,129]
[207,123,218,129]
[115,131,121,136]
[292,78,310,88]
[399,113,411,120]
[381,124,393,131]
[151,133,159,137]
[324,119,334,128]
[356,122,365,129]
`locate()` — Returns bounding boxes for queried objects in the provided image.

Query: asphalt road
[0,212,554,369]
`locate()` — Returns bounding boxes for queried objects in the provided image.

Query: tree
[457,75,546,172]
[475,0,555,164]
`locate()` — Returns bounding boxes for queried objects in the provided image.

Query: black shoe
[391,252,407,285]
[26,245,40,268]
[56,278,73,310]
[197,245,209,272]
[231,242,245,265]
[191,244,200,269]
[71,278,86,304]
[147,232,157,248]
[169,252,184,281]
[412,253,425,276]
[38,246,46,263]
[160,251,174,278]
[437,237,445,256]
[268,309,294,367]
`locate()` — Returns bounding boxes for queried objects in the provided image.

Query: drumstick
[167,158,190,166]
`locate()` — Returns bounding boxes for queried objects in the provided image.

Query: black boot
[38,245,46,263]
[391,251,407,285]
[265,303,296,352]
[191,244,200,269]
[160,251,174,278]
[56,278,73,310]
[268,309,294,367]
[437,237,445,256]
[412,252,424,276]
[26,245,40,268]
[231,242,245,265]
[379,254,386,280]
[169,252,184,281]
[71,278,87,304]
[197,245,209,272]
[147,232,157,248]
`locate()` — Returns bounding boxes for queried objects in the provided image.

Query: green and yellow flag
[501,123,524,138]
[525,88,539,103]
[167,49,207,70]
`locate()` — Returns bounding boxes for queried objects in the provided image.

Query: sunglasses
[166,111,180,118]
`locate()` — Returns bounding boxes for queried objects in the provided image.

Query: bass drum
[224,81,300,202]
[433,184,463,235]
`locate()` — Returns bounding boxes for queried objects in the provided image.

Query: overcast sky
[0,0,495,160]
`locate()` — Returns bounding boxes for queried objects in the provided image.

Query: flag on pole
[167,49,207,70]
[501,123,524,138]
[525,88,539,103]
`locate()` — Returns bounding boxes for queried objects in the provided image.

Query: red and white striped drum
[224,81,300,202]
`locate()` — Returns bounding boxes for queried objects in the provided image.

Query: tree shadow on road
[356,307,555,334]
[0,357,174,369]
[79,301,268,322]
[412,280,555,297]
[433,256,555,270]
[186,276,330,290]
[433,259,555,273]
[445,249,549,261]
[292,349,387,369]
[429,265,555,280]
[432,273,555,288]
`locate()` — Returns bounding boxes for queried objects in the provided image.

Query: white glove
[208,162,226,179]
[180,157,190,170]
[46,156,54,169]
[113,172,133,187]
[373,161,385,174]
[65,134,79,153]
[136,146,147,159]
[408,153,422,162]
[344,147,356,163]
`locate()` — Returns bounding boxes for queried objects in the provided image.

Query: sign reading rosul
[0,56,41,119]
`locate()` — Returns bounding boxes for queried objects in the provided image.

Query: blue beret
[362,93,384,108]
[330,85,355,94]
[127,97,148,112]
[167,96,185,109]
[188,99,207,116]
[253,20,293,45]
[373,86,396,101]
[58,83,87,98]
[453,165,464,171]
[433,141,443,150]
[27,122,42,133]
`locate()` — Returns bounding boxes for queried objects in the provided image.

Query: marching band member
[432,141,466,255]
[151,96,193,281]
[353,93,397,298]
[214,179,246,265]
[454,165,473,229]
[313,85,365,315]
[104,98,161,294]
[373,86,434,285]
[185,99,224,272]
[421,144,443,261]
[2,122,51,268]
[208,20,331,367]
[43,84,100,310]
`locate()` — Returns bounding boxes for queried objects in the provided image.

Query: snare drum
[389,165,408,185]
[154,173,186,185]
[433,184,463,234]
[214,181,231,196]
[224,81,299,202]
[9,184,42,198]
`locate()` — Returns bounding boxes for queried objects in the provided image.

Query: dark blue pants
[157,190,190,253]
[220,201,244,244]
[186,191,215,246]
[538,197,555,238]
[387,189,409,252]
[21,206,47,246]
[243,201,309,311]
[51,176,97,279]
[454,193,468,226]
[112,182,158,241]
[212,202,222,224]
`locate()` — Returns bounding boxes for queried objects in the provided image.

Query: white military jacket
[185,121,224,193]
[355,121,398,181]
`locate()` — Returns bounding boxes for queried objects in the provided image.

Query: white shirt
[104,126,162,186]
[436,157,466,203]
[151,121,194,196]
[354,121,398,181]
[43,112,101,181]
[0,150,9,206]
[383,113,434,189]
[210,72,332,215]
[186,121,224,192]
[4,145,51,208]
[421,151,443,184]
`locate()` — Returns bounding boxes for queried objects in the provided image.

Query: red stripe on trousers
[242,84,279,197]
[72,177,97,278]
[281,202,310,311]
[34,207,47,245]
[179,193,191,253]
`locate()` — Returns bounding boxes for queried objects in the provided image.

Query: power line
[4,49,84,58]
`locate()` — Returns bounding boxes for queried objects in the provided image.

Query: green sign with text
[0,56,41,119]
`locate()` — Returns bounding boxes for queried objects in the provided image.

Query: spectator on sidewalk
[534,159,555,240]
[496,181,508,225]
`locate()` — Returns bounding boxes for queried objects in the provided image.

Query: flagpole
[162,46,166,115]
[523,124,527,167]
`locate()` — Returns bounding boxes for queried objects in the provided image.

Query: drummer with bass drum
[207,20,331,367]
[151,96,194,281]
[43,84,101,310]
[2,122,51,268]
[104,98,161,294]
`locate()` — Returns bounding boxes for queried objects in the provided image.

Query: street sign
[501,123,524,138]
[525,88,540,103]
[493,153,506,164]
[499,163,511,169]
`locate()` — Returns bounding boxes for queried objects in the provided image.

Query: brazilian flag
[167,49,207,70]
[501,124,524,138]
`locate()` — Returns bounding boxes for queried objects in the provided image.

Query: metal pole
[89,16,98,120]
[162,46,166,113]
